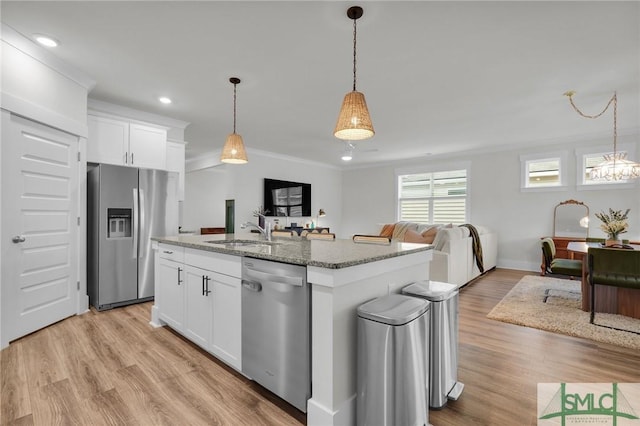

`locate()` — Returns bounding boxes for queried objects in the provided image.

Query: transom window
[520,151,567,191]
[397,169,467,225]
[525,158,561,187]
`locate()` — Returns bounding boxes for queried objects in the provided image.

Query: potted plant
[595,208,629,245]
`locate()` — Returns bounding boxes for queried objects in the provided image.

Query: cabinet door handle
[205,276,211,296]
[131,152,134,164]
[202,275,205,296]
[177,267,183,285]
[124,152,128,164]
[163,250,173,254]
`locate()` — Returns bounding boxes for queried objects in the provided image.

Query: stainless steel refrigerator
[87,164,178,311]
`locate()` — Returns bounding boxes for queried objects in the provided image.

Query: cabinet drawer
[185,248,241,278]
[159,244,184,262]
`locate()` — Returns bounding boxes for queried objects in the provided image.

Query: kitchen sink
[205,239,281,247]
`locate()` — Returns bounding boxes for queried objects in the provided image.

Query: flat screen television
[263,178,311,217]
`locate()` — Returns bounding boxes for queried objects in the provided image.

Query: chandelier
[564,90,640,181]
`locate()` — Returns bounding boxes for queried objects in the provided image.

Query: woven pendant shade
[334,91,374,140]
[220,133,248,164]
[220,77,248,164]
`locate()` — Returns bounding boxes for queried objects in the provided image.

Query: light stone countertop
[152,233,432,269]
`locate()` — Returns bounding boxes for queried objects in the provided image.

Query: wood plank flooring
[2,268,640,425]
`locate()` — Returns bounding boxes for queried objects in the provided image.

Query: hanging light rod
[220,77,248,164]
[334,5,375,141]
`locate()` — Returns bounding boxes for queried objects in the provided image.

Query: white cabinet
[210,273,242,367]
[128,123,167,169]
[166,139,186,201]
[157,257,185,332]
[87,114,167,170]
[184,265,212,348]
[154,245,242,371]
[87,115,128,165]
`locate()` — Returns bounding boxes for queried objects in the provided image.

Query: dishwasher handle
[243,267,304,287]
[242,280,262,292]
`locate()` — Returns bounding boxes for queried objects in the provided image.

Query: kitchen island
[151,233,433,426]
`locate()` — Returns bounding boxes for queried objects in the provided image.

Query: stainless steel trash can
[403,280,464,409]
[357,294,430,426]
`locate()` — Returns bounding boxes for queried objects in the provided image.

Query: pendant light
[564,90,640,180]
[220,77,248,164]
[334,6,375,141]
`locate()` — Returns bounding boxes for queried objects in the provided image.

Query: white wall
[342,135,640,272]
[1,24,94,137]
[183,151,343,236]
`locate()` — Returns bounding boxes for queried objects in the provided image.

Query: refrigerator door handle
[138,188,146,258]
[132,188,138,259]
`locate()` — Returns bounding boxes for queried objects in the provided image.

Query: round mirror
[554,199,589,238]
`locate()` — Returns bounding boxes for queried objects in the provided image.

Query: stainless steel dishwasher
[241,257,310,412]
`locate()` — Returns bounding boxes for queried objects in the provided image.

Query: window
[397,169,467,224]
[525,158,560,187]
[520,151,567,190]
[520,152,567,191]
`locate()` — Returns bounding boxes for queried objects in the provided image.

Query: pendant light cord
[232,82,237,134]
[352,16,357,91]
[565,91,617,156]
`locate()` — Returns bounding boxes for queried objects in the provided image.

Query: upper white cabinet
[87,115,128,165]
[87,114,167,170]
[166,139,186,200]
[129,123,167,169]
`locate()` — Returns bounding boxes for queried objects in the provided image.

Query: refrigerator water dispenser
[107,208,132,238]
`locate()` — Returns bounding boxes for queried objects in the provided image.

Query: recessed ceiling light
[159,96,172,104]
[34,34,58,47]
[341,142,354,161]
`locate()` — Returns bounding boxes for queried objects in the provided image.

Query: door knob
[12,235,26,243]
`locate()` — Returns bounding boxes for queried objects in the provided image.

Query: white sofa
[381,222,498,287]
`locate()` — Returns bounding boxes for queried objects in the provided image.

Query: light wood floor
[2,268,640,425]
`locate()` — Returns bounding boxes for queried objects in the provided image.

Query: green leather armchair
[540,237,582,278]
[588,247,640,329]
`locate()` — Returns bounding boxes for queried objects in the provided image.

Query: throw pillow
[379,224,395,238]
[421,226,439,244]
[404,229,430,244]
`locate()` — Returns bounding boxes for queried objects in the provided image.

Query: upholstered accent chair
[586,237,605,244]
[540,237,583,278]
[588,247,640,332]
[540,238,583,303]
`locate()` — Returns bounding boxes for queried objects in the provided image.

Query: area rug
[487,275,640,350]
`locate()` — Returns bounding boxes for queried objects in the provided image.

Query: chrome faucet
[241,221,272,241]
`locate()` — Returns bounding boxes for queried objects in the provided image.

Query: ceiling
[2,1,639,167]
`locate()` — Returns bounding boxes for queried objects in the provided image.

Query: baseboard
[307,394,355,426]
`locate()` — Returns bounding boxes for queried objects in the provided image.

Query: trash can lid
[357,294,430,326]
[402,280,458,301]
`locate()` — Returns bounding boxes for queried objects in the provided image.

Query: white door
[1,112,79,345]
